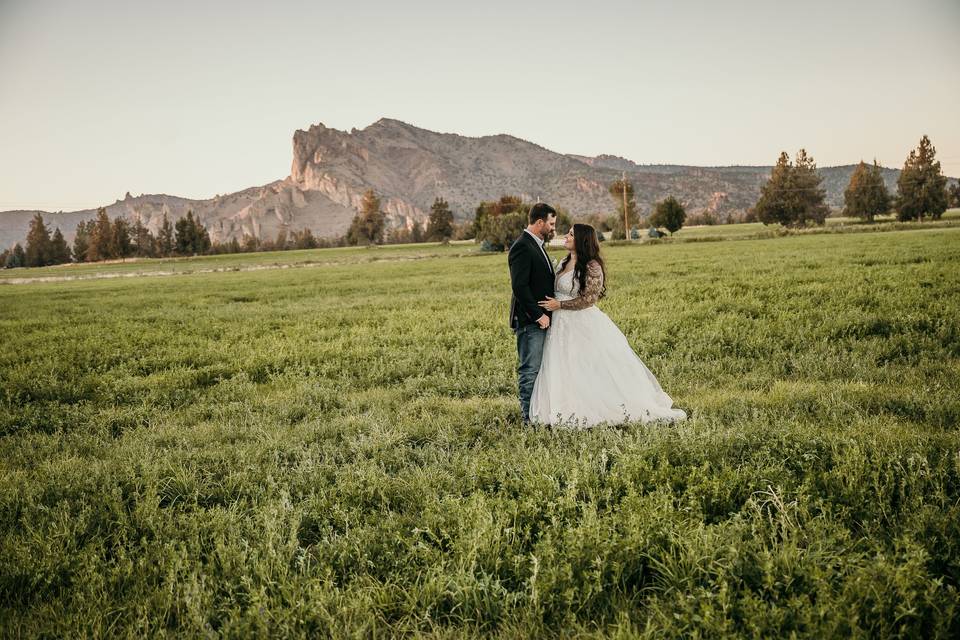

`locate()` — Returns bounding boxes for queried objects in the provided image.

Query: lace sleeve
[559,260,604,310]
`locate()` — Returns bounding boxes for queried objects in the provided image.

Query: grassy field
[669,209,960,241]
[0,242,477,282]
[1,226,959,637]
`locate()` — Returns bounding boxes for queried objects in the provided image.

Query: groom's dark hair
[529,203,557,224]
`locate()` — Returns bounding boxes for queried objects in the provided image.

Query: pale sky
[1,0,958,211]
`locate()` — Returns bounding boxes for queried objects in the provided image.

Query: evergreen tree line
[343,189,465,246]
[1,195,466,268]
[3,208,343,268]
[75,208,212,260]
[2,214,72,268]
[754,134,954,226]
[2,208,215,268]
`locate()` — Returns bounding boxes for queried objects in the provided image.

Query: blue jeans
[515,322,547,422]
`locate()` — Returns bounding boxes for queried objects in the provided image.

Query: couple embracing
[508,203,687,428]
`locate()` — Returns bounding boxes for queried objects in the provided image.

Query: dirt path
[0,252,469,285]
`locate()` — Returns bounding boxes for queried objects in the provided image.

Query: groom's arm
[509,243,546,323]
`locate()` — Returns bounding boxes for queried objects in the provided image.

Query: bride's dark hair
[560,223,606,299]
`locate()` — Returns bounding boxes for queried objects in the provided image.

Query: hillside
[0,118,947,249]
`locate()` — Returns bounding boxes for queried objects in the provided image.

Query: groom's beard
[543,229,555,243]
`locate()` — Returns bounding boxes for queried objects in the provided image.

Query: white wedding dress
[529,267,687,427]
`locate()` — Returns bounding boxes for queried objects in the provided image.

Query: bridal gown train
[529,267,687,427]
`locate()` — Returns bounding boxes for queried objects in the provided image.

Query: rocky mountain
[0,182,356,253]
[0,118,946,250]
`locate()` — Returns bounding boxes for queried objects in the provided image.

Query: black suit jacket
[508,231,555,329]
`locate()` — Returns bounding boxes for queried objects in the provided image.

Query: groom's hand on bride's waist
[538,296,561,312]
[536,315,550,329]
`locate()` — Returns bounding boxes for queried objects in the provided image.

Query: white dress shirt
[524,228,553,273]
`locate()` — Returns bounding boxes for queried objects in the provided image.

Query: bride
[529,223,687,427]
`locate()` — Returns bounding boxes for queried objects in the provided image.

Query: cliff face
[0,117,937,250]
[288,118,605,225]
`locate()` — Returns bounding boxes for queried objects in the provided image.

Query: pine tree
[25,213,53,267]
[158,213,174,257]
[755,150,829,226]
[49,228,72,264]
[949,182,960,208]
[87,207,114,261]
[426,197,454,241]
[72,220,90,262]
[346,189,386,245]
[410,221,424,243]
[5,243,26,268]
[791,149,830,225]
[843,160,891,222]
[191,213,211,254]
[896,135,948,221]
[755,152,793,226]
[111,217,133,260]
[175,212,196,255]
[292,228,318,250]
[273,229,289,252]
[608,178,639,239]
[649,196,687,235]
[132,216,155,257]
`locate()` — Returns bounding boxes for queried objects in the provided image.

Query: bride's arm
[558,261,604,310]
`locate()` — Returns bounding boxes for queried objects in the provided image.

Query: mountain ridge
[0,118,949,249]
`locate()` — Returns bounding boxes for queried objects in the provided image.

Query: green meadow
[1,224,959,637]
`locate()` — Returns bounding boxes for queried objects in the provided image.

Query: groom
[508,203,557,424]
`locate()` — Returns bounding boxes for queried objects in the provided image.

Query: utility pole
[622,171,630,241]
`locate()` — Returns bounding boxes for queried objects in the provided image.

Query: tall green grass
[1,228,958,637]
